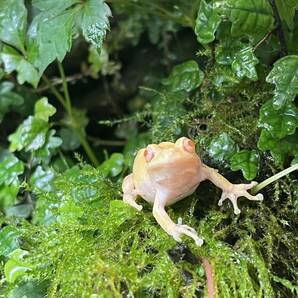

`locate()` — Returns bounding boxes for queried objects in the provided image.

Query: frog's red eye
[144,147,154,162]
[183,138,195,153]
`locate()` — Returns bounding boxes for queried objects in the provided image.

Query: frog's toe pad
[171,224,204,246]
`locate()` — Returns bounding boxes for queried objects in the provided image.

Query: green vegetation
[0,0,297,297]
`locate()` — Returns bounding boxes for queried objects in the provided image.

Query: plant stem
[57,61,72,117]
[77,131,100,167]
[43,62,99,166]
[251,163,298,195]
[42,75,67,110]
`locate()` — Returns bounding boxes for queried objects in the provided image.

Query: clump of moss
[2,163,297,297]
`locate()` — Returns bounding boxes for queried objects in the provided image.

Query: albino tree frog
[122,137,263,245]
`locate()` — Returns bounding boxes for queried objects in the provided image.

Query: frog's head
[144,137,201,173]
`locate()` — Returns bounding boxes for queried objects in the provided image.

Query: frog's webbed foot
[218,181,263,215]
[171,218,203,246]
[153,195,203,246]
[122,174,143,211]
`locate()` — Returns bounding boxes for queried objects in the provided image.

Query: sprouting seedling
[251,163,298,195]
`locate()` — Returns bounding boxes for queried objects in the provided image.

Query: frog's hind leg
[122,174,143,211]
[153,190,203,246]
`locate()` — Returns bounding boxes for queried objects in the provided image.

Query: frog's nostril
[144,147,154,162]
[183,139,195,153]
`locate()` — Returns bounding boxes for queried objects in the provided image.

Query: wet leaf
[208,132,239,162]
[231,46,259,81]
[4,249,32,283]
[275,0,298,30]
[0,46,20,73]
[227,0,274,39]
[7,281,48,298]
[0,226,21,257]
[0,180,20,209]
[266,55,298,108]
[0,0,27,51]
[0,45,39,87]
[0,152,24,185]
[258,130,298,165]
[16,59,40,88]
[215,40,243,65]
[8,98,56,152]
[32,0,80,11]
[34,98,56,122]
[60,127,80,151]
[98,153,124,177]
[79,0,111,48]
[258,99,298,139]
[30,166,55,192]
[162,60,204,92]
[195,0,221,44]
[5,203,33,219]
[34,130,63,165]
[230,150,259,180]
[8,116,48,152]
[27,7,75,74]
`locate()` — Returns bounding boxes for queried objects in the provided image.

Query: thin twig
[253,29,274,52]
[35,74,83,93]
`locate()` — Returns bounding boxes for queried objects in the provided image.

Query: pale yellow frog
[122,137,263,245]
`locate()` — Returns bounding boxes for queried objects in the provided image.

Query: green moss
[2,164,297,297]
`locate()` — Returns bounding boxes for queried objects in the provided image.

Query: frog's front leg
[122,174,143,211]
[152,190,203,246]
[201,165,263,214]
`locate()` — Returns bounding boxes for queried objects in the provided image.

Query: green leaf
[30,166,55,192]
[195,0,221,44]
[5,203,33,219]
[8,98,56,152]
[7,281,48,298]
[162,60,204,92]
[79,0,111,48]
[32,0,80,11]
[16,59,40,88]
[34,97,56,121]
[98,153,124,177]
[60,127,80,151]
[0,152,24,185]
[275,0,298,30]
[0,45,22,73]
[215,40,243,65]
[4,249,32,283]
[27,8,75,74]
[34,130,62,164]
[227,0,274,39]
[208,132,239,162]
[230,150,259,180]
[0,180,20,209]
[0,82,24,122]
[258,130,298,165]
[8,116,48,152]
[0,0,27,51]
[266,55,298,108]
[231,46,259,80]
[0,45,40,87]
[0,226,21,257]
[258,99,298,139]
